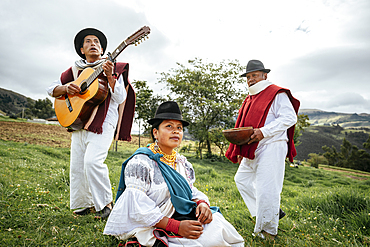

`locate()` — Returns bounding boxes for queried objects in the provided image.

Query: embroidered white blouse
[103,153,209,235]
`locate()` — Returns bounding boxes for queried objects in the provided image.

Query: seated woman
[104,101,244,247]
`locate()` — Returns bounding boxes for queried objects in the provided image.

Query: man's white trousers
[234,141,287,236]
[69,122,114,212]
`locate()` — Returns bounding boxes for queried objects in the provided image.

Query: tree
[322,137,370,172]
[209,127,229,157]
[363,134,370,150]
[132,80,166,134]
[24,98,35,119]
[322,145,339,166]
[159,58,246,158]
[29,98,54,119]
[345,142,370,171]
[293,114,310,146]
[339,138,353,167]
[353,149,370,172]
[307,153,327,168]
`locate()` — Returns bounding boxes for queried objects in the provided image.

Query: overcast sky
[1,0,370,117]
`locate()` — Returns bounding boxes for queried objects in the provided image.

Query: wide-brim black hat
[148,101,189,127]
[74,28,107,59]
[240,60,270,77]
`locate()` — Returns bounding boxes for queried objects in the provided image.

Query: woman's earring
[154,139,159,151]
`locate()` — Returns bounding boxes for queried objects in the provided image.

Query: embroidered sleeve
[124,154,152,192]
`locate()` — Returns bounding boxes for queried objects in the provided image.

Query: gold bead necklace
[149,143,177,170]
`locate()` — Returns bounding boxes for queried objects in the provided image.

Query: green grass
[0,140,369,246]
[0,115,28,122]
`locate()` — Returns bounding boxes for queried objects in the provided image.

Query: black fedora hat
[148,101,189,127]
[240,60,270,77]
[74,28,107,59]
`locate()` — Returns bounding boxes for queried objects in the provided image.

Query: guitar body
[54,67,109,130]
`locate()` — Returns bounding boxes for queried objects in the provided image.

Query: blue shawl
[115,147,219,215]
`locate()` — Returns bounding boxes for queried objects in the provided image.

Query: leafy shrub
[307,153,327,168]
[180,143,192,153]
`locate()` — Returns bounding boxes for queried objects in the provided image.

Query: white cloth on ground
[103,153,244,247]
[167,212,244,247]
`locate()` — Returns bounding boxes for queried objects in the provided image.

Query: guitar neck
[110,40,129,61]
[84,26,150,89]
[85,41,128,88]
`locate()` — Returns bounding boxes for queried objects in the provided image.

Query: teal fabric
[115,147,219,215]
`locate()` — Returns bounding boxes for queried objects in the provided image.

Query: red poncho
[60,62,135,141]
[225,84,300,163]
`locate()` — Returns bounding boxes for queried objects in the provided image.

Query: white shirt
[248,80,297,147]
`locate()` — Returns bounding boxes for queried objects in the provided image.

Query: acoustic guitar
[54,26,150,130]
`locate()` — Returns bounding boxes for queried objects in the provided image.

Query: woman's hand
[196,202,213,224]
[178,220,203,239]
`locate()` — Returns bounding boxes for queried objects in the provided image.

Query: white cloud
[0,0,370,119]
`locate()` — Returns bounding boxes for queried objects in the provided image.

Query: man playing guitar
[46,27,135,219]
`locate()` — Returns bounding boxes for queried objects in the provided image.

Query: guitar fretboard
[83,26,150,89]
[85,41,128,88]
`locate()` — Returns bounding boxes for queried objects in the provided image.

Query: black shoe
[73,206,96,216]
[279,208,286,220]
[94,203,113,219]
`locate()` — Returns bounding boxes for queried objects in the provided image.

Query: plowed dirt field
[0,121,71,148]
[0,120,150,149]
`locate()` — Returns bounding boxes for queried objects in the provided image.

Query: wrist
[196,199,210,208]
[107,76,116,85]
[165,218,180,234]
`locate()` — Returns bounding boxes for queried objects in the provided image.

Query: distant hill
[296,109,370,161]
[1,88,369,160]
[0,87,35,116]
[299,109,370,129]
[0,88,54,119]
[295,124,370,161]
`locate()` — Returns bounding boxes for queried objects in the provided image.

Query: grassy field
[0,118,369,246]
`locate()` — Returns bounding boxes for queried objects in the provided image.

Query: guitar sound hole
[80,81,88,94]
